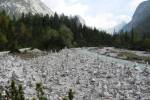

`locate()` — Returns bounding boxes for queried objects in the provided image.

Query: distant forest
[0,11,149,52]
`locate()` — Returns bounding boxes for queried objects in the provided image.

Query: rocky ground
[0,48,150,100]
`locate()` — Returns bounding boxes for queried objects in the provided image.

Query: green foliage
[0,33,8,50]
[62,89,75,100]
[0,10,113,51]
[68,89,74,100]
[59,25,73,48]
[5,80,25,100]
[18,84,25,100]
[32,97,37,100]
[36,83,47,100]
[62,97,68,100]
[0,80,76,100]
[112,29,150,51]
[0,80,47,100]
[0,92,2,99]
[142,38,150,50]
[0,10,149,51]
[0,33,8,43]
[10,80,18,100]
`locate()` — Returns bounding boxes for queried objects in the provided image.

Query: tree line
[113,29,150,51]
[0,10,149,52]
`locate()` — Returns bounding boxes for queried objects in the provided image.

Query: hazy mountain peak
[123,0,150,34]
[107,21,127,34]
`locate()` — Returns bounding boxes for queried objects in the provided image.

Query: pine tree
[62,89,75,100]
[36,83,47,100]
[0,92,2,100]
[18,84,25,100]
[68,89,74,100]
[10,80,18,100]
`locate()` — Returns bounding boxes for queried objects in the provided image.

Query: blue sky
[41,0,146,29]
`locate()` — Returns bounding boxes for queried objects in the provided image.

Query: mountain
[0,0,86,25]
[0,0,54,16]
[107,21,127,34]
[123,0,150,35]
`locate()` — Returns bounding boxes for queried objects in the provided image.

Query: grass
[118,52,141,60]
[142,56,150,64]
[118,52,150,64]
[10,50,42,60]
[15,52,38,59]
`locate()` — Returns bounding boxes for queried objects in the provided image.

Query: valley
[0,0,150,100]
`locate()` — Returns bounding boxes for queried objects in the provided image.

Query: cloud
[65,0,81,4]
[85,13,131,29]
[40,0,145,30]
[41,0,88,17]
[117,15,131,22]
[129,0,146,12]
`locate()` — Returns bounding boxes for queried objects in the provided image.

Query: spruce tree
[36,83,47,100]
[18,84,25,100]
[68,89,74,100]
[10,80,18,100]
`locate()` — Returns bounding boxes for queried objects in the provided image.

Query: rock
[123,0,150,35]
[0,48,149,99]
[0,0,54,17]
[11,71,19,82]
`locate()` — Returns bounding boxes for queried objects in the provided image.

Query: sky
[41,0,146,30]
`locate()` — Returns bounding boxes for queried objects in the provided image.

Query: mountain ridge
[0,0,54,16]
[123,0,150,35]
